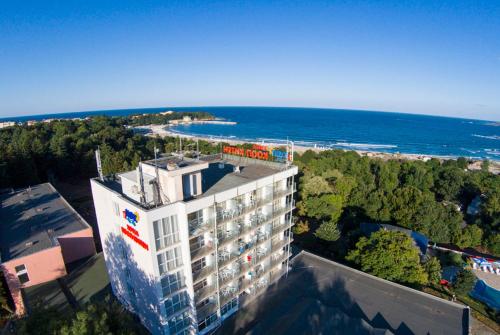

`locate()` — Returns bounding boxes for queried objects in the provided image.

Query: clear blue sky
[1,0,499,120]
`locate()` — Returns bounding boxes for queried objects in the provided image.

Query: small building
[0,183,96,315]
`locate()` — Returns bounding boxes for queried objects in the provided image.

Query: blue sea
[2,107,499,160]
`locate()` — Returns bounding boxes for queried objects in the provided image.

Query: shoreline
[134,124,500,173]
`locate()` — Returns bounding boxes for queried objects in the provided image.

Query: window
[158,247,183,275]
[189,235,204,253]
[15,264,29,284]
[168,311,191,335]
[164,291,189,316]
[197,312,218,332]
[187,210,204,225]
[193,278,207,293]
[161,271,185,297]
[192,257,206,273]
[221,298,238,316]
[153,215,179,251]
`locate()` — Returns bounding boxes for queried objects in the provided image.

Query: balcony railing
[273,184,297,199]
[192,264,215,283]
[217,251,239,269]
[189,218,215,236]
[194,284,217,303]
[191,244,214,262]
[196,301,218,322]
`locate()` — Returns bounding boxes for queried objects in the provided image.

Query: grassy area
[423,286,500,333]
[66,253,110,305]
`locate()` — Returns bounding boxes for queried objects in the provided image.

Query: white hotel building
[90,152,298,335]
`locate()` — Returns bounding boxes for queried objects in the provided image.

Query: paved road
[218,251,469,335]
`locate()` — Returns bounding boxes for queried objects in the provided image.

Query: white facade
[91,154,298,335]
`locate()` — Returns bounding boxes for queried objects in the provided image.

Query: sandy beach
[134,124,500,174]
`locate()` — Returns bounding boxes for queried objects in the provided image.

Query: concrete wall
[1,246,67,315]
[57,227,96,264]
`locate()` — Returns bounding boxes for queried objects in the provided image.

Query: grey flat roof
[0,183,89,262]
[218,251,468,335]
[198,160,283,197]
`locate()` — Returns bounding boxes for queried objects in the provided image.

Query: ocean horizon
[1,106,499,161]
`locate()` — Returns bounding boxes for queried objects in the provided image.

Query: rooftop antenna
[137,163,146,205]
[95,147,104,181]
[196,138,199,160]
[153,144,163,206]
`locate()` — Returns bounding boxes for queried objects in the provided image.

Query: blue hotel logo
[122,209,140,226]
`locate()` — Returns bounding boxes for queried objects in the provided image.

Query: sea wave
[472,134,500,140]
[332,142,397,149]
[485,149,500,156]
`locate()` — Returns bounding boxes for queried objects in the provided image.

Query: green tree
[346,230,428,285]
[0,276,13,315]
[454,225,483,249]
[292,220,310,235]
[453,269,476,296]
[299,193,344,222]
[486,233,500,256]
[424,257,442,284]
[315,219,341,242]
[300,173,333,197]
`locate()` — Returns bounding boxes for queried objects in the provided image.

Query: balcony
[189,218,214,236]
[194,284,217,303]
[220,285,239,305]
[273,184,297,199]
[191,244,214,262]
[271,220,293,236]
[216,201,257,225]
[271,238,289,252]
[192,264,215,283]
[217,251,239,269]
[196,301,218,322]
[217,228,241,248]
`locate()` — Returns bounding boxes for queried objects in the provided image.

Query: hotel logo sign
[223,144,292,162]
[121,208,149,250]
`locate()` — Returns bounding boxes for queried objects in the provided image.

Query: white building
[90,152,297,335]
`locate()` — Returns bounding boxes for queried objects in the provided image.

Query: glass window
[164,291,190,316]
[18,273,30,284]
[158,246,183,275]
[193,278,207,292]
[192,257,206,273]
[221,298,238,316]
[197,312,218,332]
[168,311,191,335]
[153,215,179,250]
[189,235,204,253]
[15,264,29,284]
[161,271,185,297]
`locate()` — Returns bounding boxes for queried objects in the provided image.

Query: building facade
[91,152,297,335]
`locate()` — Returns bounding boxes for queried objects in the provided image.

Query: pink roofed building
[0,183,96,315]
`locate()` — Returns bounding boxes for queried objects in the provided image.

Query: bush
[453,269,477,296]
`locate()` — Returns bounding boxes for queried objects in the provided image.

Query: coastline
[134,124,500,174]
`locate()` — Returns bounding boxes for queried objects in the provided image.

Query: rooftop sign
[223,144,292,162]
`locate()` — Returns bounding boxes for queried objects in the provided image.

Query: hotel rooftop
[98,153,293,208]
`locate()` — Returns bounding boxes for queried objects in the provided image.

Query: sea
[1,107,499,161]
